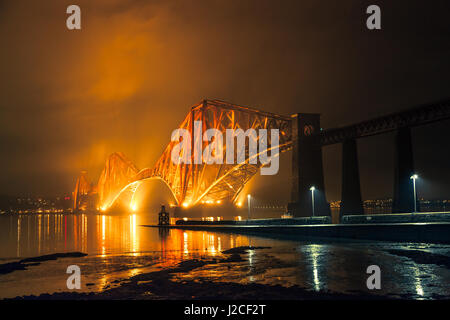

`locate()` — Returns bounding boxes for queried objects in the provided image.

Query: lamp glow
[247,194,251,220]
[310,186,315,217]
[410,174,419,213]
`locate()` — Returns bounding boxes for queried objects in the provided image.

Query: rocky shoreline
[0,252,88,275]
[6,247,401,300]
[3,246,450,300]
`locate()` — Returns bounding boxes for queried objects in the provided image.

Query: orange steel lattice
[75,100,292,211]
[72,170,94,211]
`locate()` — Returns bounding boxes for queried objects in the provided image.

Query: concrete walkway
[143,222,450,244]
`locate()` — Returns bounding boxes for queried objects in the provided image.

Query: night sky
[0,0,449,203]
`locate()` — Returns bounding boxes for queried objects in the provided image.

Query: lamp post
[309,186,315,217]
[247,194,251,220]
[410,174,418,213]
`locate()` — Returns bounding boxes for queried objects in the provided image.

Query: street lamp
[309,186,315,217]
[410,174,418,213]
[247,194,251,220]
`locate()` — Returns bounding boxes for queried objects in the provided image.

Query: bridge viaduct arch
[288,99,450,217]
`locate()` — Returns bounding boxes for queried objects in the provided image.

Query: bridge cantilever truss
[88,100,292,211]
[73,98,450,212]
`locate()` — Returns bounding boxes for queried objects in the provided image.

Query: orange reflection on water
[162,230,249,258]
[101,215,106,256]
[183,232,189,257]
[5,213,250,263]
[130,214,138,256]
[38,214,41,254]
[16,216,21,257]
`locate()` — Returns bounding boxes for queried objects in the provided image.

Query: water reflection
[1,214,449,300]
[302,244,322,291]
[411,264,424,298]
[16,216,20,257]
[0,213,251,260]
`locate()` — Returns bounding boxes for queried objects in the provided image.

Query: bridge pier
[288,113,330,217]
[340,139,364,217]
[392,127,415,213]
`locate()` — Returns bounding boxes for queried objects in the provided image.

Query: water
[0,213,449,299]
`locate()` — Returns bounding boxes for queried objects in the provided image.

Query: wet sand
[5,246,450,300]
[7,247,385,300]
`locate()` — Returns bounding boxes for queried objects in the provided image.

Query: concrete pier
[289,113,330,217]
[341,211,450,224]
[340,139,364,217]
[392,127,415,213]
[157,212,450,244]
[146,221,450,244]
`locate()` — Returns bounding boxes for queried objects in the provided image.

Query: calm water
[0,213,449,299]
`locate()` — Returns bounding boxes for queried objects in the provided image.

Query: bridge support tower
[288,113,330,217]
[392,127,415,213]
[340,139,364,217]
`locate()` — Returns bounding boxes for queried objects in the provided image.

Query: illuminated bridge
[73,100,292,213]
[73,98,450,217]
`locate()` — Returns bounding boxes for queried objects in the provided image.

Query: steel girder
[94,100,292,209]
[141,99,292,206]
[321,99,450,145]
